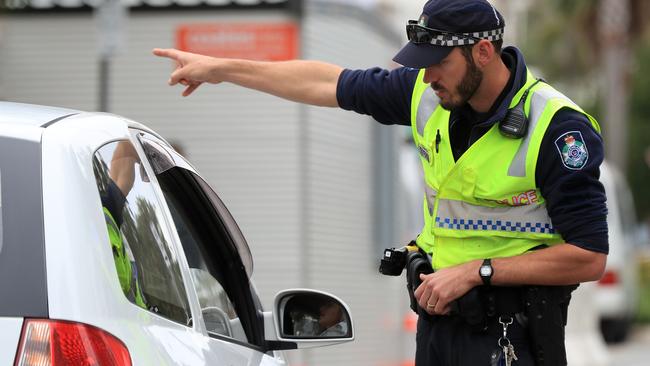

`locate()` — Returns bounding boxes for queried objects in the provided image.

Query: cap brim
[392,42,453,69]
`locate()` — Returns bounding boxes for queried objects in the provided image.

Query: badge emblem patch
[555,131,589,170]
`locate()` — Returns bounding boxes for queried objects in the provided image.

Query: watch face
[480,265,492,277]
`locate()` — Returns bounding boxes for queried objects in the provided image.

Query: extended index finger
[152,48,181,61]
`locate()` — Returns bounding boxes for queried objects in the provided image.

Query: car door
[134,130,286,366]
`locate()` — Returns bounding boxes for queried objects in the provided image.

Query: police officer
[97,141,148,310]
[153,0,608,364]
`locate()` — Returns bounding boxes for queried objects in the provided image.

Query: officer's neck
[467,59,511,114]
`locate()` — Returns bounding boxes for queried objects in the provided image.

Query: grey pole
[599,0,631,173]
[99,56,110,112]
[95,0,126,112]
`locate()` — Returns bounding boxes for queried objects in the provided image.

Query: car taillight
[598,270,620,286]
[14,319,131,366]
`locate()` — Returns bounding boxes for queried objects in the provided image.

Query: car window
[139,136,254,278]
[0,135,47,317]
[92,140,192,326]
[138,134,263,347]
[0,168,3,252]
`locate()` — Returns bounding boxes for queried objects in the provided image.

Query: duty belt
[483,286,525,317]
[417,286,526,333]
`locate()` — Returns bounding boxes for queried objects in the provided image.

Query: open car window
[137,133,263,347]
[137,134,253,278]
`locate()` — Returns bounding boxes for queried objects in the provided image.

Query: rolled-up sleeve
[537,109,609,254]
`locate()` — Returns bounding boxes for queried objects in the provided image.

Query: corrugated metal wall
[298,3,408,366]
[0,14,98,108]
[0,4,414,365]
[0,8,306,304]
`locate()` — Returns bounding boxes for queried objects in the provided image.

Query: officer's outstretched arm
[153,48,343,107]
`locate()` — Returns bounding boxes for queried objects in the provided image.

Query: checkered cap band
[430,27,504,46]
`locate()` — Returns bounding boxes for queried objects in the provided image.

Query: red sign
[176,23,299,61]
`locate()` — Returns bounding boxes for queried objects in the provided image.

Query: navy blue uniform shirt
[101,179,127,228]
[337,46,608,254]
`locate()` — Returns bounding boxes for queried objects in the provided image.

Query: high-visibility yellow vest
[410,69,600,270]
[103,207,147,309]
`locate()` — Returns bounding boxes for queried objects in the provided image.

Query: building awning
[3,0,296,12]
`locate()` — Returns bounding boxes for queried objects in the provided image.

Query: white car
[0,102,354,365]
[595,161,640,343]
[565,281,611,366]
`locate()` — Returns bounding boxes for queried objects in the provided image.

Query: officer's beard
[437,56,483,111]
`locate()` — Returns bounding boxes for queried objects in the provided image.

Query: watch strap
[480,258,492,286]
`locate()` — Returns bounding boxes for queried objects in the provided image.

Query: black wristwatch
[479,258,493,286]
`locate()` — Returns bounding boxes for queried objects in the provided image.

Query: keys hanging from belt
[490,316,518,366]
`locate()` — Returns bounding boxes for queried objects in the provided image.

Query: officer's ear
[473,40,494,68]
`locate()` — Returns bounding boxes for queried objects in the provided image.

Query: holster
[405,249,433,313]
[524,284,578,366]
[404,251,487,332]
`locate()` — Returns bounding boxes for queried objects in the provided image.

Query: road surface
[607,324,650,365]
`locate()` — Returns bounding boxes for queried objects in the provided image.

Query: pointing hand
[153,48,222,97]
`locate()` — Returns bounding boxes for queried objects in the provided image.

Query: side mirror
[264,289,354,350]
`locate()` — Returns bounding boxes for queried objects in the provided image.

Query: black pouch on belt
[524,284,578,366]
[449,287,488,332]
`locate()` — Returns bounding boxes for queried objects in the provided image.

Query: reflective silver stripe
[507,87,576,177]
[435,199,555,234]
[424,185,437,216]
[416,86,439,136]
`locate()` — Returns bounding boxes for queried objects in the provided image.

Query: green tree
[628,36,650,221]
[523,0,650,220]
[521,0,599,85]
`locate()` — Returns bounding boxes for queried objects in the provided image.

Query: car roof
[0,101,80,127]
[0,101,164,140]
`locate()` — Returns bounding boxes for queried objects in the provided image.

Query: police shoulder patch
[554,131,589,170]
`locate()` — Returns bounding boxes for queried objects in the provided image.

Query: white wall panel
[296,3,409,366]
[0,15,97,109]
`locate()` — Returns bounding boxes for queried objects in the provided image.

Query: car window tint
[0,135,47,317]
[92,140,192,326]
[0,168,3,252]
